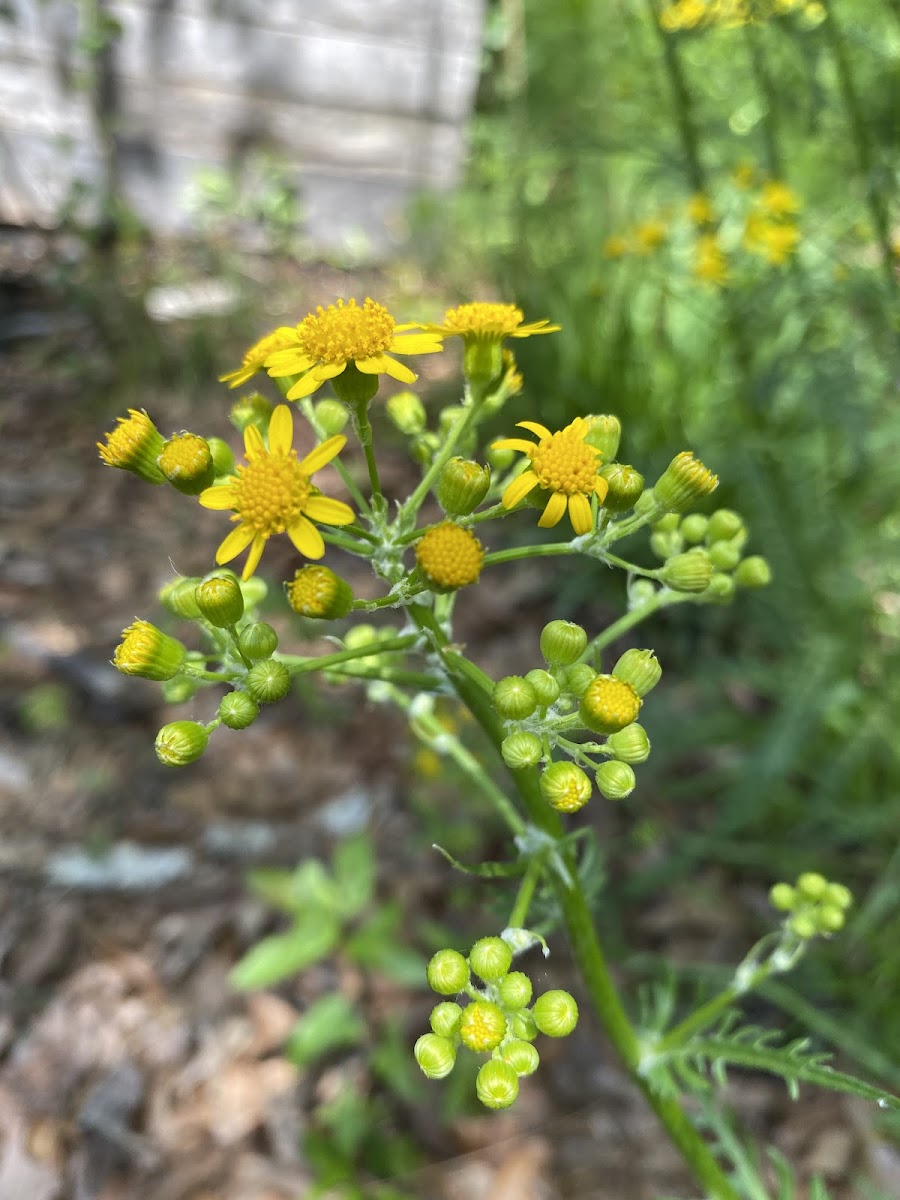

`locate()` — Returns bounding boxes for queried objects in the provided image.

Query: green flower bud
[286,565,354,620]
[815,905,846,934]
[705,572,736,603]
[796,872,828,901]
[501,732,544,770]
[500,1040,540,1077]
[612,649,661,698]
[508,1009,538,1042]
[734,556,772,589]
[437,457,491,516]
[206,436,235,478]
[459,1001,507,1052]
[599,462,644,513]
[430,1002,463,1038]
[524,669,561,706]
[595,760,635,800]
[159,577,204,620]
[769,882,796,912]
[469,937,513,982]
[580,675,642,735]
[196,574,245,627]
[660,549,714,593]
[654,452,719,513]
[158,432,216,495]
[229,392,273,435]
[245,659,291,704]
[650,530,684,561]
[238,622,279,661]
[414,1033,456,1080]
[344,623,379,651]
[564,663,597,698]
[492,676,539,721]
[823,882,853,910]
[532,989,579,1037]
[707,509,744,542]
[789,913,818,940]
[240,576,268,608]
[476,1059,519,1109]
[605,723,651,764]
[161,676,197,704]
[314,398,350,437]
[540,620,588,666]
[113,621,187,681]
[439,404,468,439]
[680,513,709,544]
[411,431,440,466]
[653,513,681,533]
[585,414,622,461]
[386,390,427,435]
[629,579,658,609]
[498,971,533,1009]
[97,409,167,483]
[155,720,209,767]
[332,361,379,406]
[427,949,469,995]
[540,761,593,814]
[708,540,741,572]
[218,691,260,730]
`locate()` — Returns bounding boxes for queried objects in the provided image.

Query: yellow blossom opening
[692,233,729,286]
[265,298,443,401]
[198,404,354,579]
[687,193,715,226]
[633,219,668,255]
[97,409,166,482]
[219,327,301,388]
[458,1002,507,1052]
[415,522,485,590]
[493,417,608,536]
[758,180,801,217]
[114,620,186,681]
[418,301,560,343]
[581,675,642,734]
[602,234,630,259]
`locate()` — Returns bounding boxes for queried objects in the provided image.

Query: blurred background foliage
[420,0,900,1074]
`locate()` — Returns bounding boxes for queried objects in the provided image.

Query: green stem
[278,634,419,675]
[349,397,385,514]
[399,385,484,523]
[582,589,693,659]
[483,542,572,566]
[508,857,542,928]
[325,665,440,689]
[319,529,378,556]
[299,397,371,518]
[657,961,772,1055]
[600,550,661,578]
[741,20,783,179]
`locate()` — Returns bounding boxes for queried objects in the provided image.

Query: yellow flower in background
[199,404,354,579]
[493,418,608,536]
[634,219,668,255]
[708,0,752,27]
[759,222,801,265]
[418,301,559,345]
[265,298,443,400]
[731,160,756,190]
[659,0,708,31]
[759,180,801,217]
[687,193,716,225]
[692,234,730,286]
[602,234,630,259]
[219,327,299,389]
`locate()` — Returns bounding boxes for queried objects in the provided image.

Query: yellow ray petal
[568,492,594,535]
[389,333,444,354]
[286,363,345,400]
[266,350,314,377]
[501,470,539,510]
[300,434,347,476]
[538,491,568,528]
[594,476,610,503]
[199,484,237,509]
[287,515,325,559]
[268,404,294,455]
[517,420,553,440]
[304,495,355,526]
[218,366,255,387]
[216,523,256,564]
[511,320,560,336]
[354,353,416,384]
[244,424,265,460]
[491,438,537,455]
[241,535,267,580]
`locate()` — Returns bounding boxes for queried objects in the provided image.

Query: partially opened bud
[158,432,216,495]
[459,1001,507,1052]
[540,761,593,813]
[286,565,354,620]
[114,621,186,681]
[580,675,641,734]
[97,409,166,483]
[654,452,719,513]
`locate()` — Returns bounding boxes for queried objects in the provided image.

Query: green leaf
[432,844,526,878]
[332,833,376,918]
[345,902,426,986]
[230,917,339,990]
[286,994,366,1068]
[247,859,337,916]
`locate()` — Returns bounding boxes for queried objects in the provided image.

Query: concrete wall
[0,0,485,253]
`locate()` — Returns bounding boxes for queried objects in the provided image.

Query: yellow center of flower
[440,302,525,338]
[158,433,211,480]
[582,675,642,731]
[286,566,342,617]
[530,429,600,496]
[294,297,395,364]
[233,454,312,534]
[98,410,159,467]
[415,523,485,589]
[459,1002,507,1053]
[549,775,592,814]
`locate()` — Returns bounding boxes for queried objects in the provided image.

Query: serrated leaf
[286,993,366,1068]
[230,917,339,990]
[332,833,375,918]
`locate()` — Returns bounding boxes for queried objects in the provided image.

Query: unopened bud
[206,436,235,477]
[493,676,539,721]
[501,1040,540,1076]
[476,1059,519,1109]
[708,540,741,572]
[595,760,635,800]
[600,463,645,512]
[769,882,796,912]
[532,989,579,1037]
[540,620,587,666]
[429,1002,463,1038]
[707,509,744,542]
[414,1033,456,1079]
[437,457,491,516]
[564,663,597,698]
[501,731,544,770]
[612,649,661,697]
[680,513,709,544]
[427,949,469,995]
[155,720,209,766]
[159,577,204,620]
[540,761,593,813]
[524,668,561,706]
[196,573,245,627]
[469,937,513,982]
[238,622,279,661]
[218,691,259,730]
[654,452,719,513]
[661,549,714,593]
[585,414,622,460]
[705,572,736,603]
[605,723,651,763]
[386,389,427,435]
[650,529,684,560]
[796,872,828,901]
[314,398,349,437]
[498,971,533,1009]
[734,556,772,588]
[229,392,273,435]
[158,432,216,495]
[245,659,291,703]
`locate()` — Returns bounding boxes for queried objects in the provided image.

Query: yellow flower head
[493,417,608,536]
[759,222,801,265]
[692,233,729,286]
[458,1001,507,1052]
[634,219,668,255]
[198,404,354,579]
[265,298,443,400]
[219,327,300,389]
[97,409,166,483]
[602,234,630,259]
[415,522,485,590]
[418,301,559,344]
[731,160,756,190]
[759,180,801,217]
[659,0,708,32]
[580,675,642,735]
[687,193,715,226]
[114,620,186,681]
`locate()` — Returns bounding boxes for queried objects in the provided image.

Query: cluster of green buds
[493,621,659,811]
[113,569,292,767]
[648,505,771,602]
[415,936,578,1109]
[769,873,854,940]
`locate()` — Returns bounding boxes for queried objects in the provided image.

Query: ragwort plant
[99,297,898,1197]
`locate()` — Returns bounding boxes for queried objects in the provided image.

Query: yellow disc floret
[416,522,485,590]
[158,432,215,494]
[219,327,300,388]
[458,1001,507,1052]
[198,405,354,579]
[97,409,166,483]
[494,417,608,535]
[580,675,642,735]
[285,565,354,619]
